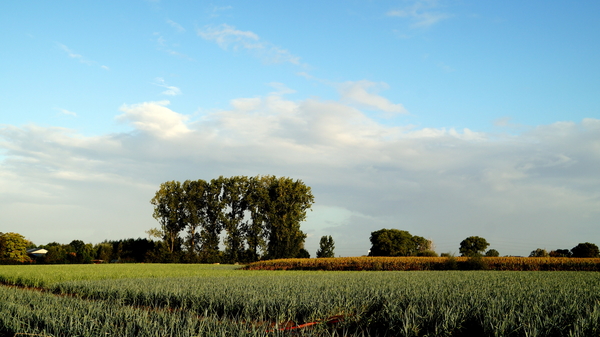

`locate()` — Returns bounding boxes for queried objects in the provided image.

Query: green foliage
[529,248,550,257]
[571,242,600,258]
[459,236,490,257]
[485,249,500,257]
[464,255,489,270]
[0,232,31,263]
[150,180,186,255]
[296,248,311,258]
[416,250,438,257]
[316,235,335,258]
[149,176,314,263]
[368,229,431,256]
[550,249,572,257]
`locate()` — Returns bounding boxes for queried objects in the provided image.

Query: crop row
[244,256,600,271]
[1,266,599,336]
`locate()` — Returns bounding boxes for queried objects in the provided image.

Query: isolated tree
[369,229,427,257]
[571,242,600,258]
[485,249,500,257]
[316,236,335,258]
[529,248,550,257]
[0,232,31,263]
[459,236,489,257]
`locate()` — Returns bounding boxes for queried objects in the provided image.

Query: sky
[1,1,599,257]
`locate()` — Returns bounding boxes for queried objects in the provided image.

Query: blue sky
[1,1,599,257]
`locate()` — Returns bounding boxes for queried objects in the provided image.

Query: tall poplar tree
[261,176,314,259]
[197,177,225,262]
[221,176,250,263]
[150,181,185,254]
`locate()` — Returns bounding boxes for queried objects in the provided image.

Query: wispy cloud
[56,108,77,117]
[210,5,233,17]
[338,80,408,115]
[198,24,301,65]
[57,43,109,70]
[152,77,182,96]
[153,33,193,60]
[387,0,452,28]
[166,19,185,33]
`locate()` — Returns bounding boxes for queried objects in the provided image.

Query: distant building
[26,248,48,258]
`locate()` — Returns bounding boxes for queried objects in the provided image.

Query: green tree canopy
[316,236,335,258]
[0,232,31,263]
[529,248,549,257]
[459,236,489,257]
[150,175,314,263]
[484,249,500,257]
[571,242,600,258]
[368,229,431,257]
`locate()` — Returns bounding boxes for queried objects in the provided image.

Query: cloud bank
[1,91,599,256]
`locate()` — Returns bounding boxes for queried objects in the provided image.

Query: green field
[0,264,599,336]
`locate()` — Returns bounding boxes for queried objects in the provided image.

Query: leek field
[0,264,599,336]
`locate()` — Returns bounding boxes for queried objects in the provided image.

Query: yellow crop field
[245,256,600,271]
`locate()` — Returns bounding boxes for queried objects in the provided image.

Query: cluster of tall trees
[150,175,315,263]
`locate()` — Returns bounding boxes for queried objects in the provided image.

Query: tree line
[149,175,315,263]
[367,230,600,258]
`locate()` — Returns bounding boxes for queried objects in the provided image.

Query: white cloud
[338,80,408,115]
[116,100,190,138]
[153,77,182,96]
[1,93,599,256]
[57,43,108,69]
[57,108,77,117]
[197,24,301,65]
[387,0,452,28]
[166,19,185,33]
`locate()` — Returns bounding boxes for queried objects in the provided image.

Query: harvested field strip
[245,256,600,271]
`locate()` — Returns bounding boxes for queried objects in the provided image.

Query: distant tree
[529,248,549,257]
[484,249,500,257]
[297,248,311,258]
[316,236,335,258]
[571,242,600,258]
[0,232,31,263]
[40,242,67,264]
[369,229,428,257]
[549,249,572,257]
[65,240,93,264]
[94,242,112,262]
[459,236,489,257]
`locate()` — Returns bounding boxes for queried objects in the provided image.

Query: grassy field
[0,264,599,336]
